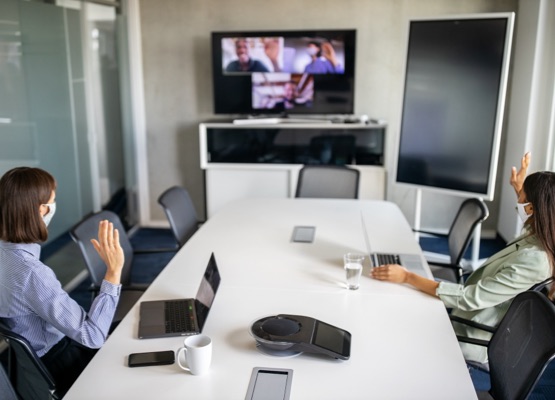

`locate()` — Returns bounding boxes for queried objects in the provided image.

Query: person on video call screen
[304,41,344,74]
[224,37,281,73]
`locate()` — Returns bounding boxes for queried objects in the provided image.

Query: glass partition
[0,0,125,242]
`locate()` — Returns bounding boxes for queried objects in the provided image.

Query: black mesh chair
[295,165,360,199]
[419,198,489,283]
[70,210,172,322]
[0,323,61,400]
[451,291,555,400]
[158,186,201,249]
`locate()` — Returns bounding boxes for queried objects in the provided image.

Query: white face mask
[516,202,531,223]
[42,202,56,227]
[307,47,319,56]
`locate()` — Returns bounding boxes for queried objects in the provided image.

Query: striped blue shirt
[0,240,121,357]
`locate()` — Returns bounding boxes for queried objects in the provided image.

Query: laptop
[138,253,221,339]
[360,213,428,277]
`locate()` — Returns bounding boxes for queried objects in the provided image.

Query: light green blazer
[436,231,552,363]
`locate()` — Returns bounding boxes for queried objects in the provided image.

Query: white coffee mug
[176,334,212,375]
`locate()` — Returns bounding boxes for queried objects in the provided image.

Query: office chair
[0,323,61,400]
[530,276,554,298]
[0,362,17,400]
[418,198,489,283]
[70,210,172,321]
[295,165,360,199]
[158,186,201,249]
[451,291,555,400]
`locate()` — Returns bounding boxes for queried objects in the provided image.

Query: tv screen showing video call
[211,30,356,115]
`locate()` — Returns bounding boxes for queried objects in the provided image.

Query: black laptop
[138,253,221,339]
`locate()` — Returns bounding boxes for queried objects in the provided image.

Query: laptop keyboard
[164,300,195,333]
[375,253,401,266]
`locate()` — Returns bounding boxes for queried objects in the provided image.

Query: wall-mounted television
[395,13,514,200]
[211,30,356,115]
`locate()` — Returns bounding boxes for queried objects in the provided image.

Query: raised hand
[510,152,531,196]
[91,220,125,285]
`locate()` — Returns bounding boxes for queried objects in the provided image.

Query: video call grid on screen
[220,36,347,75]
[211,30,356,115]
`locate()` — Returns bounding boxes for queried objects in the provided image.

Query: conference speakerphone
[250,314,351,360]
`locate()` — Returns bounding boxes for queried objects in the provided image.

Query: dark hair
[0,167,56,243]
[523,172,555,278]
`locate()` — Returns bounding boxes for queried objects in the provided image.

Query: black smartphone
[128,350,175,367]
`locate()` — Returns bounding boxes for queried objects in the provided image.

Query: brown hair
[0,167,56,243]
[523,171,555,297]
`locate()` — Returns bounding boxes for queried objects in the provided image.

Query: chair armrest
[450,315,496,333]
[451,315,495,348]
[427,261,462,271]
[456,335,489,347]
[134,247,178,254]
[413,229,448,239]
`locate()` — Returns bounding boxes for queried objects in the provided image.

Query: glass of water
[344,253,365,290]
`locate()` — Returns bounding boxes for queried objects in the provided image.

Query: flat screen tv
[395,13,514,200]
[211,29,356,115]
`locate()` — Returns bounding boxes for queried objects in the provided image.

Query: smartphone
[128,350,175,367]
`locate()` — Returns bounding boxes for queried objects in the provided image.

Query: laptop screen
[195,253,221,331]
[361,212,379,267]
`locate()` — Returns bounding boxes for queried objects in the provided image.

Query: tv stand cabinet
[200,120,387,217]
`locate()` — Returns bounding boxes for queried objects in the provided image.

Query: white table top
[64,199,476,399]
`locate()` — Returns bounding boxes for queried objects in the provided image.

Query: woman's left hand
[91,220,124,284]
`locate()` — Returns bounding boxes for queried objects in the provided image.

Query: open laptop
[138,252,221,339]
[360,213,428,277]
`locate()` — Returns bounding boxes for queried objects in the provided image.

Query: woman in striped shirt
[0,167,124,395]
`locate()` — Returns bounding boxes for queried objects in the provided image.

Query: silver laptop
[138,253,221,339]
[360,213,428,277]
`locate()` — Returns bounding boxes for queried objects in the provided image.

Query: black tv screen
[395,14,514,200]
[211,30,356,115]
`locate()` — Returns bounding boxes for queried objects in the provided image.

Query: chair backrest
[0,323,59,400]
[488,291,555,400]
[70,210,135,286]
[447,198,489,265]
[530,276,554,294]
[295,165,360,199]
[157,186,199,248]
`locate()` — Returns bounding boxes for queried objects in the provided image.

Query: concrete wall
[137,0,519,234]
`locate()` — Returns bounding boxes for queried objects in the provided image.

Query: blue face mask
[516,202,532,223]
[42,202,56,227]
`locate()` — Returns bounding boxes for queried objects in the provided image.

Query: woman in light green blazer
[371,153,555,363]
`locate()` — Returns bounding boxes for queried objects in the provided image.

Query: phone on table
[128,350,175,367]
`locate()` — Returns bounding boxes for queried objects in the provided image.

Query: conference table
[65,198,477,399]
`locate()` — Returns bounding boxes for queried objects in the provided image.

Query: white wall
[136,0,524,232]
[498,0,555,241]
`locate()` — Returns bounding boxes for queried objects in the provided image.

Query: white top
[64,199,476,400]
